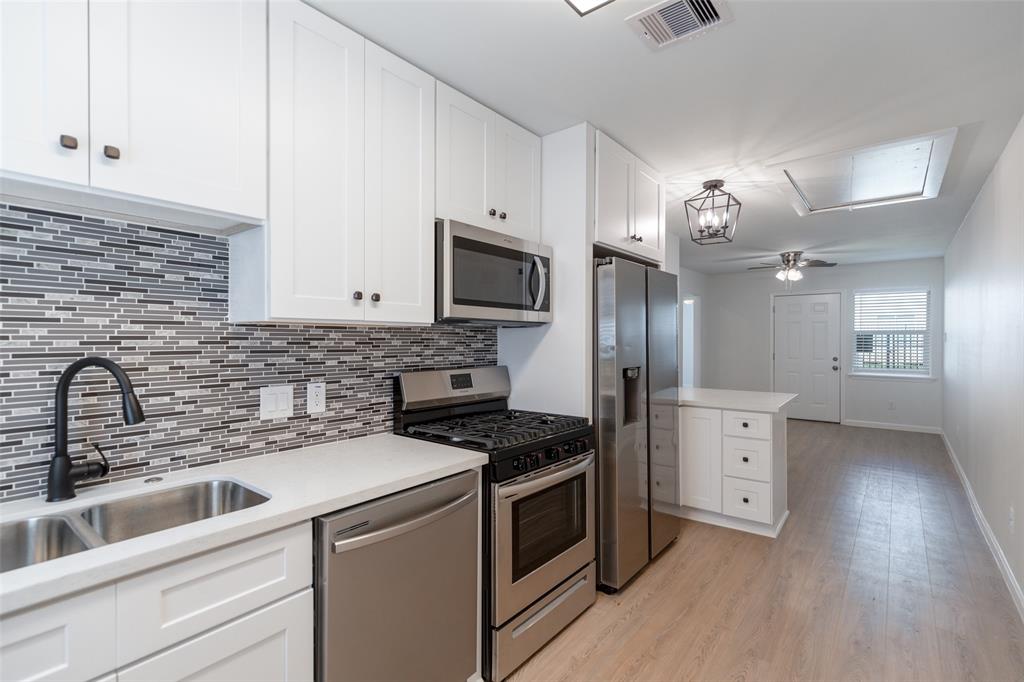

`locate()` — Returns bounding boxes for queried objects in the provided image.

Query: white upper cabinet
[436,83,540,242]
[363,42,435,324]
[0,0,90,186]
[88,0,267,219]
[594,130,666,263]
[266,0,365,321]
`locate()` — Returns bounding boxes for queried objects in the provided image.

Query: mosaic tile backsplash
[0,203,497,501]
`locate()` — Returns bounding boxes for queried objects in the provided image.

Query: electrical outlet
[307,382,327,414]
[1010,505,1015,534]
[259,385,293,420]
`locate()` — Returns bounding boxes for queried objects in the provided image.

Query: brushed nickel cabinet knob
[370,293,381,302]
[59,134,78,150]
[103,145,121,160]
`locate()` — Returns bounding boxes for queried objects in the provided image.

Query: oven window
[452,236,527,310]
[511,473,586,582]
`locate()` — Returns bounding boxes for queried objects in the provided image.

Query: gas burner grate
[406,410,589,451]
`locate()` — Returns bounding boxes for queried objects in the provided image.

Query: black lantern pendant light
[685,179,741,245]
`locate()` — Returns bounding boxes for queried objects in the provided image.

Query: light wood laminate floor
[511,420,1024,681]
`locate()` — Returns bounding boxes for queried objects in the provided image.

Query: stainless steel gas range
[394,366,596,681]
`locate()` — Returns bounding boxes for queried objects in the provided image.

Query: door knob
[103,145,120,160]
[742,456,749,462]
[832,356,838,362]
[370,293,381,302]
[488,208,497,217]
[353,291,363,300]
[59,134,78,150]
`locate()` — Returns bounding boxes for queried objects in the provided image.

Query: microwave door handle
[532,255,546,311]
[497,453,593,500]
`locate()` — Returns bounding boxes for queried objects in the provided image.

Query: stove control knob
[546,447,561,461]
[528,454,540,469]
[512,458,524,471]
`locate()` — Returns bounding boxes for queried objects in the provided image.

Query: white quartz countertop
[0,434,487,614]
[653,387,798,413]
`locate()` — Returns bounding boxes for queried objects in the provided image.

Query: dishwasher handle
[332,488,477,554]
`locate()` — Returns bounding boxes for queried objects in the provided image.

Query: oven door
[493,452,595,625]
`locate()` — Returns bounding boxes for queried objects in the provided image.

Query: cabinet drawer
[722,436,771,483]
[117,523,311,666]
[722,477,772,524]
[651,463,678,505]
[119,589,313,682]
[722,410,771,440]
[651,427,676,466]
[651,404,675,432]
[0,585,116,682]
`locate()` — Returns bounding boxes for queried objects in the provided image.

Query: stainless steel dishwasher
[315,469,479,682]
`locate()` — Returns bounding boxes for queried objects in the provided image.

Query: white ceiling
[309,0,1024,273]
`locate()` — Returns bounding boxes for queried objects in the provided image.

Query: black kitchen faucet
[46,357,145,502]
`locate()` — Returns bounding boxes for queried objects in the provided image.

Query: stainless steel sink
[80,479,270,544]
[0,516,92,572]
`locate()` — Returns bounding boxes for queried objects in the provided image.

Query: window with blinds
[852,290,930,375]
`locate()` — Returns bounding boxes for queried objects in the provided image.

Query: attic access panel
[769,128,957,216]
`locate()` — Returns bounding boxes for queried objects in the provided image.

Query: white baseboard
[841,419,943,434]
[667,506,789,539]
[941,430,1024,625]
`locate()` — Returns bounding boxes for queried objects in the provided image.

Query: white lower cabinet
[676,406,788,536]
[118,589,313,682]
[0,586,116,682]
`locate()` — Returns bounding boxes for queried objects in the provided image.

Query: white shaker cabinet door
[436,82,497,228]
[492,115,541,242]
[0,0,89,185]
[363,42,435,324]
[118,589,314,682]
[594,131,634,252]
[678,406,723,513]
[0,585,116,682]
[267,0,365,321]
[633,158,665,263]
[88,0,267,218]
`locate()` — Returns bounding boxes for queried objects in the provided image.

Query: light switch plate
[307,382,326,414]
[260,385,294,420]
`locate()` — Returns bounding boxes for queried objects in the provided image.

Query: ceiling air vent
[627,0,733,49]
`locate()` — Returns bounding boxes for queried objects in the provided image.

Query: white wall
[944,114,1024,606]
[499,123,594,416]
[701,258,945,431]
[669,235,706,388]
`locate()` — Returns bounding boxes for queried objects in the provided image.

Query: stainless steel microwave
[436,219,552,326]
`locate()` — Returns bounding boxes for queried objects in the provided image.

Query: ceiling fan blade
[804,260,837,267]
[747,265,781,270]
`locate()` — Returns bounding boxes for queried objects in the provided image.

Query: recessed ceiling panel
[772,128,956,215]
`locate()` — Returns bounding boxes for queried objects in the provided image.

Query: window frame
[849,287,934,380]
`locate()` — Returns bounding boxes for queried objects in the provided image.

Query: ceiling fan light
[775,270,787,281]
[788,269,804,282]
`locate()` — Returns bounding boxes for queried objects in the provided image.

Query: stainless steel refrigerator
[594,257,681,591]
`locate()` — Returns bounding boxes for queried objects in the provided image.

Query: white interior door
[773,293,841,422]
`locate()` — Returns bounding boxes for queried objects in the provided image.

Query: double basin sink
[0,480,269,573]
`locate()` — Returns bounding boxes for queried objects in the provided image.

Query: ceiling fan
[747,251,837,282]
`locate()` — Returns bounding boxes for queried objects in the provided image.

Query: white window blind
[852,290,930,375]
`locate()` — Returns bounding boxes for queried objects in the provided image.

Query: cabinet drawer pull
[488,208,497,217]
[742,497,749,504]
[103,145,121,160]
[59,134,79,150]
[353,291,363,300]
[370,293,381,302]
[742,456,749,463]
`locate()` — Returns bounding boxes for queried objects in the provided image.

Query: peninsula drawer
[722,476,772,524]
[722,436,771,482]
[116,522,312,666]
[722,410,771,440]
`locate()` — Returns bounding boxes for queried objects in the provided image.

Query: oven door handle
[530,255,546,311]
[497,453,593,501]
